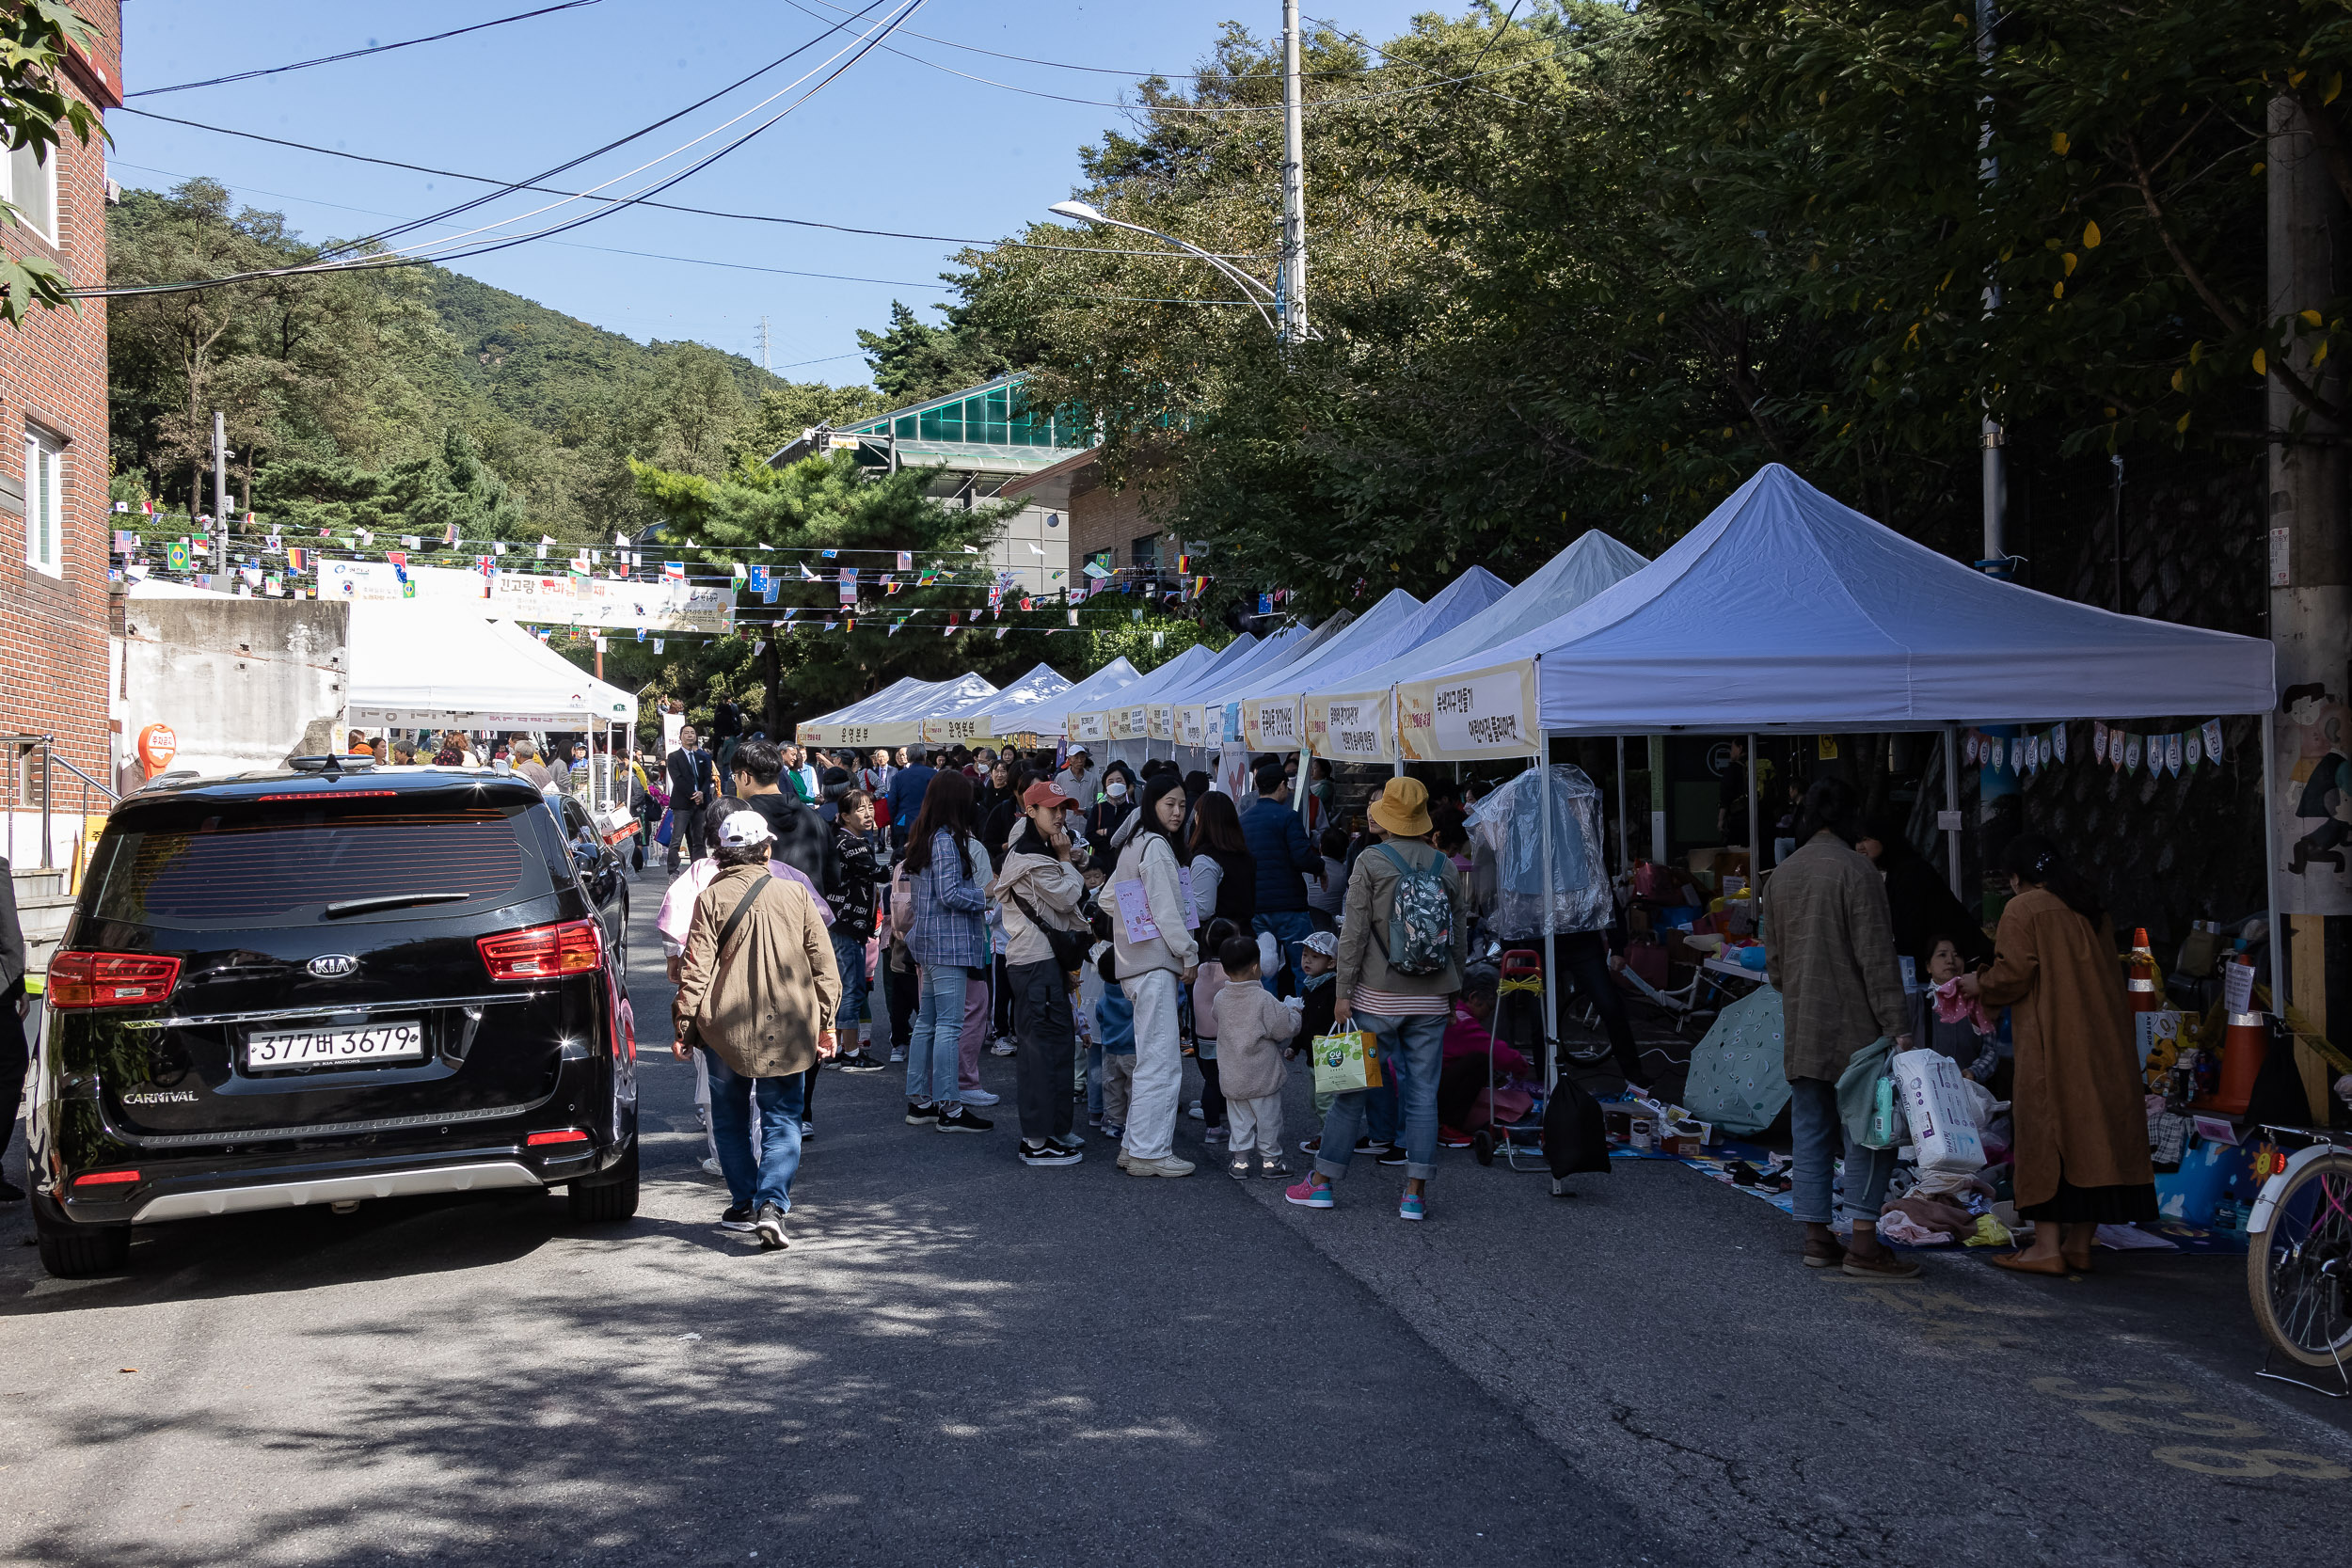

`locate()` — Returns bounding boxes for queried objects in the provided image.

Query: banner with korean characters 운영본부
[1306,689,1393,762]
[1397,659,1542,761]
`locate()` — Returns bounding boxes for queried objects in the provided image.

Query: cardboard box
[1661,1120,1711,1157]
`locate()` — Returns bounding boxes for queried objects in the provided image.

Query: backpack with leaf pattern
[1375,843,1454,975]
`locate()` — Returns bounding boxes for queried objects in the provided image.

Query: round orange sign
[137,722,178,777]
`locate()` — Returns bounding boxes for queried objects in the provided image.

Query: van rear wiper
[323,893,472,919]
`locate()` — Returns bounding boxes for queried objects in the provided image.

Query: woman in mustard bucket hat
[1286,776,1467,1223]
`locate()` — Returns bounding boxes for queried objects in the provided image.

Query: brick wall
[1066,462,1180,584]
[0,4,120,798]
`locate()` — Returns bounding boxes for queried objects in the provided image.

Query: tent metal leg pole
[1615,736,1629,876]
[2265,709,2285,1013]
[1538,732,1558,1093]
[1744,733,1758,867]
[1943,723,1963,900]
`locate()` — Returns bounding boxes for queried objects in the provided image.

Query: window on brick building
[24,426,63,577]
[4,143,56,245]
[1131,534,1158,571]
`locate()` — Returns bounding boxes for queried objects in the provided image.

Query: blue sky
[112,1,1445,385]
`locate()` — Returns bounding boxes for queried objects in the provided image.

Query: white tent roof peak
[1421,462,2275,736]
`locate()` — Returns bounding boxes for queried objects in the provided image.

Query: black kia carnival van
[24,764,639,1277]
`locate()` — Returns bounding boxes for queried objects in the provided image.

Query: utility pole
[1278,0,1308,346]
[2265,90,2352,1119]
[1975,0,2008,577]
[757,315,771,373]
[212,410,228,545]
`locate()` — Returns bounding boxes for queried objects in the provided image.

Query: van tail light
[50,953,182,1010]
[72,1168,141,1187]
[526,1129,589,1147]
[478,919,601,981]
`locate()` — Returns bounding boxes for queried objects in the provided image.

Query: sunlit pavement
[4,884,2348,1567]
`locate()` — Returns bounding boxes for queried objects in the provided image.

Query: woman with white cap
[673,803,841,1251]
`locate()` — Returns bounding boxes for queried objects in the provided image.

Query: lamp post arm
[1080,213,1281,332]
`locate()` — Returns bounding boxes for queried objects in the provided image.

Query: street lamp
[1046,199,1302,340]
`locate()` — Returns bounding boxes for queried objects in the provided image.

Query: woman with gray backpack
[1286,776,1467,1222]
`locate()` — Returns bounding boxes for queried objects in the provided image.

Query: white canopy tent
[803,672,998,751]
[1084,641,1219,771]
[1168,617,1343,761]
[1232,589,1427,752]
[345,601,639,730]
[917,663,1071,747]
[1391,463,2280,1045]
[795,676,928,748]
[1230,566,1513,757]
[1143,634,1258,760]
[1303,531,1650,763]
[1017,656,1144,749]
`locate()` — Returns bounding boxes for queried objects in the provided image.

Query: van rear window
[87,798,563,927]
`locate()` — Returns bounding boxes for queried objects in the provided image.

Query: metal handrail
[2,733,118,874]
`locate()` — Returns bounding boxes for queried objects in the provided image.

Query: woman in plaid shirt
[900,770,995,1133]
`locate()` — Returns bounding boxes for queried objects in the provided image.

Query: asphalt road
[4,885,2349,1567]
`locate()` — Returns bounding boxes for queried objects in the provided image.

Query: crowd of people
[331,717,2159,1274]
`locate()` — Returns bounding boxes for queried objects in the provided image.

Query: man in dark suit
[665,724,715,872]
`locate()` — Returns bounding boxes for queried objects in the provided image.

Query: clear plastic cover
[1464,764,1613,938]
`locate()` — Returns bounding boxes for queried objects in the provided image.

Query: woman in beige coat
[1960,833,2155,1275]
[673,807,840,1250]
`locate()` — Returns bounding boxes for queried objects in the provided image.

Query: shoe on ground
[1375,1144,1409,1167]
[962,1086,1001,1107]
[888,1047,906,1063]
[1802,1236,1849,1270]
[988,1037,1018,1057]
[1259,1159,1291,1180]
[1116,1148,1132,1171]
[1202,1125,1229,1145]
[1843,1248,1922,1279]
[1101,1122,1124,1142]
[1437,1127,1474,1149]
[905,1100,940,1126]
[1185,1102,1205,1120]
[1051,1131,1085,1149]
[755,1202,788,1251]
[838,1053,886,1074]
[936,1103,993,1133]
[1088,1112,1104,1129]
[1229,1157,1251,1180]
[700,1156,724,1177]
[1123,1154,1195,1178]
[1284,1179,1334,1209]
[1020,1140,1084,1167]
[1398,1193,1427,1222]
[718,1203,755,1232]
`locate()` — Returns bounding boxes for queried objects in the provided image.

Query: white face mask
[1106,780,1128,799]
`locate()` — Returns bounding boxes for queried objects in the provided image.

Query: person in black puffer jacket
[826,787,892,1071]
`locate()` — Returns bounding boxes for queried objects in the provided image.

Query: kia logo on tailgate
[308,955,360,978]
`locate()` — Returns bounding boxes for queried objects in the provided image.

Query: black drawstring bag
[1542,1075,1613,1180]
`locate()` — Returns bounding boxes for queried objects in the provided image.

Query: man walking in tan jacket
[674,809,841,1250]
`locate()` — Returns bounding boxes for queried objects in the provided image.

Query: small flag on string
[748,565,770,593]
[961,545,979,554]
[782,607,798,622]
[800,562,819,581]
[536,535,552,560]
[1068,610,1079,626]
[663,561,686,581]
[898,550,913,571]
[882,575,898,594]
[2166,732,2184,776]
[753,640,766,657]
[890,616,907,636]
[653,639,664,653]
[2052,724,2067,764]
[1152,630,1166,649]
[636,627,646,642]
[444,523,459,546]
[2124,734,2142,773]
[994,626,1009,640]
[1019,597,1033,612]
[594,635,608,652]
[2185,729,2202,769]
[1132,608,1145,624]
[2202,719,2224,760]
[2092,721,2108,764]
[822,620,836,633]
[839,566,858,604]
[1026,542,1045,557]
[493,541,508,556]
[729,561,746,589]
[762,583,779,605]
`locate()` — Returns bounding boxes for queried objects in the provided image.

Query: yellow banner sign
[1307,689,1393,762]
[1109,704,1149,741]
[1397,659,1541,761]
[1242,695,1303,752]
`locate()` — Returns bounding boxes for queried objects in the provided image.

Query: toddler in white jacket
[1210,935,1303,1177]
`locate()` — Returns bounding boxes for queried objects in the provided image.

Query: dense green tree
[0,0,105,323]
[855,298,1019,404]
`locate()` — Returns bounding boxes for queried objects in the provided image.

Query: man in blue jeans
[1286,778,1466,1222]
[1239,759,1327,995]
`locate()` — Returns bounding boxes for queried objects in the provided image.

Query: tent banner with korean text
[1175,703,1211,748]
[1109,703,1149,742]
[490,571,733,634]
[1307,689,1394,763]
[1241,695,1304,752]
[1069,706,1111,745]
[1148,703,1175,742]
[1398,658,1541,761]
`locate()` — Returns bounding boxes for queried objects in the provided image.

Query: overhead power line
[80,1,930,297]
[129,1,605,97]
[114,105,1270,259]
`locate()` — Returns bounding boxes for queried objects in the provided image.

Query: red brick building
[0,5,120,863]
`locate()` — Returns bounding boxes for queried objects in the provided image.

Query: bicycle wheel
[2248,1149,2352,1370]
